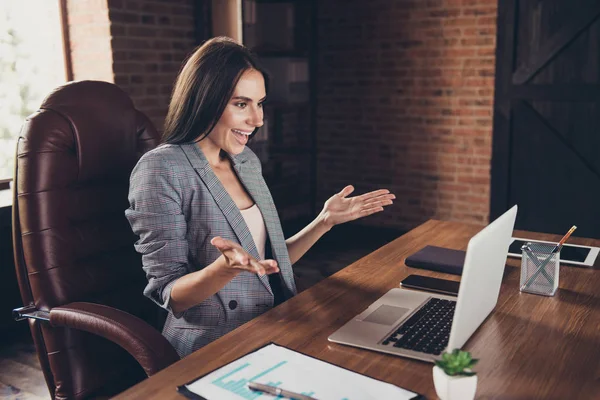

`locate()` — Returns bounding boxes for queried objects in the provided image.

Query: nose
[248,105,263,128]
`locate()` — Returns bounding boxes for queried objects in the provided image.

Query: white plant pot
[432,365,477,400]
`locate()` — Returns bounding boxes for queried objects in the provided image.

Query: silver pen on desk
[248,381,319,400]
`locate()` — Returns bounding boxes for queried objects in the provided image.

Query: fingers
[243,258,279,276]
[338,185,355,198]
[232,249,250,266]
[211,236,280,276]
[360,205,385,217]
[260,259,279,274]
[249,258,280,275]
[363,194,396,208]
[214,242,279,276]
[226,248,262,275]
[226,249,266,275]
[210,236,236,251]
[355,189,393,201]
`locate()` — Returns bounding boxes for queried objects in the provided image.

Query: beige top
[239,204,267,260]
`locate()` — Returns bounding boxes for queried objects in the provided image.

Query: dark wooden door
[491,0,600,239]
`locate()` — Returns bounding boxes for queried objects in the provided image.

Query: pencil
[553,225,577,252]
[521,225,577,290]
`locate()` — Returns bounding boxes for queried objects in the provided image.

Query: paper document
[181,343,420,400]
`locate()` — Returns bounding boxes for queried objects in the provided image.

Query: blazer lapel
[233,158,297,296]
[179,144,272,294]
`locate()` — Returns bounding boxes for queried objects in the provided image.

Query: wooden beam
[512,2,600,85]
[211,0,242,43]
[59,0,73,82]
[517,100,600,182]
[510,84,600,101]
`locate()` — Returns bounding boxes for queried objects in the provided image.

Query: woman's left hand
[319,185,395,228]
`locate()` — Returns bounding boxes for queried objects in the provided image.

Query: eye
[235,102,247,109]
[257,102,264,108]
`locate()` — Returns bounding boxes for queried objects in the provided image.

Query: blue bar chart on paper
[211,361,318,400]
[183,344,417,400]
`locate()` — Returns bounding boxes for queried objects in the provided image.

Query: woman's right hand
[210,236,279,276]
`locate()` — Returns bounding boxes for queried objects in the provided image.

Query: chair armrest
[49,302,180,376]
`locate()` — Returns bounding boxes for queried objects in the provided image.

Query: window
[0,1,66,181]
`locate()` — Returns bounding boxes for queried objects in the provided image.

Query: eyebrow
[231,96,267,102]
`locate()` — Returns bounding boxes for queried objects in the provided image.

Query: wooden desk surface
[116,220,600,400]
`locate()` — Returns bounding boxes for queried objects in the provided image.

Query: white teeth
[233,129,251,136]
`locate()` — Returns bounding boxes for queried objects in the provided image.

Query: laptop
[328,205,518,362]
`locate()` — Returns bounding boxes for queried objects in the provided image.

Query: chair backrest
[12,81,161,399]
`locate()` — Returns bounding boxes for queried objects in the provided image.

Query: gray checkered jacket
[125,143,297,358]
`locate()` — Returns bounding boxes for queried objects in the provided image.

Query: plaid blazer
[125,143,297,358]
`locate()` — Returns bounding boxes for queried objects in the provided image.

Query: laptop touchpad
[362,305,410,325]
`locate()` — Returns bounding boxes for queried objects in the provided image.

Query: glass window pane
[0,1,66,181]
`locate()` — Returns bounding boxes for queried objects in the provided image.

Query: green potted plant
[433,349,478,400]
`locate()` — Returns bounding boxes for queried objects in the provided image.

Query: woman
[125,37,395,358]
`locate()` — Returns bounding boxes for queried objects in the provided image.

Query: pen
[521,245,554,284]
[521,225,577,290]
[248,381,319,400]
[552,225,577,253]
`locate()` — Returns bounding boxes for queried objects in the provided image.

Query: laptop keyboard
[382,298,456,355]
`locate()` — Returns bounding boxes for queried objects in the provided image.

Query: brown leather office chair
[12,81,180,399]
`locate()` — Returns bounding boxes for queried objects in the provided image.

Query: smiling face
[206,68,266,155]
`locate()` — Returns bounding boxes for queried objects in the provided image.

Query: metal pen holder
[520,242,559,296]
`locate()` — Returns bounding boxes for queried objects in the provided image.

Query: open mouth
[232,129,252,145]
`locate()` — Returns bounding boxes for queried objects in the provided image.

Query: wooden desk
[116,220,600,399]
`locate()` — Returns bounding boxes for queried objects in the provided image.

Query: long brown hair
[162,37,269,144]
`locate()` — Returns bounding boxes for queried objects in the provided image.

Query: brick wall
[67,0,198,132]
[67,0,114,81]
[108,0,197,131]
[317,0,497,230]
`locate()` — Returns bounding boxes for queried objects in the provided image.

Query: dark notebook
[405,245,465,275]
